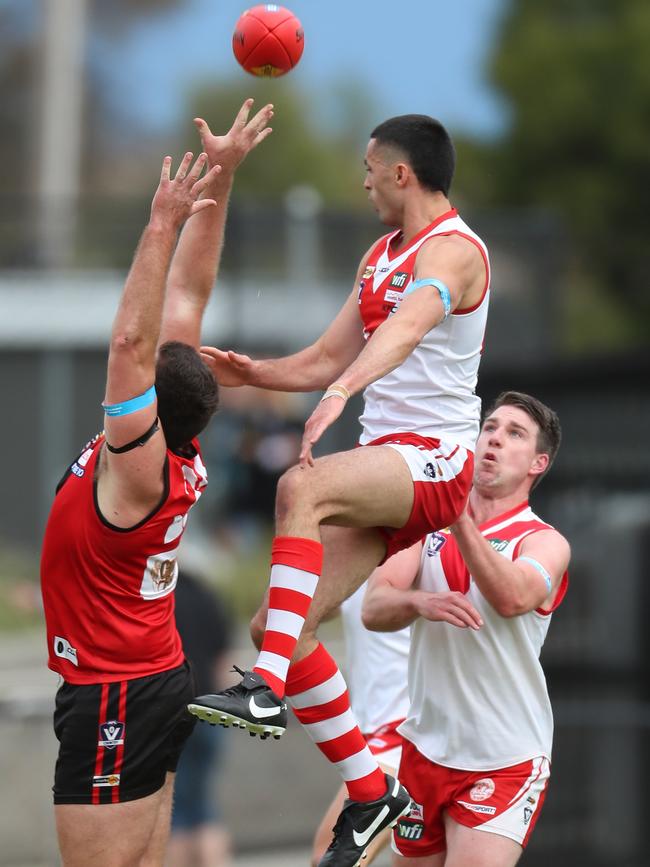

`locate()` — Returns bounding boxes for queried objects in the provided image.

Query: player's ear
[530,452,549,479]
[395,163,409,186]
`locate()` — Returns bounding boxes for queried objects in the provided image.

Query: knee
[275,465,315,521]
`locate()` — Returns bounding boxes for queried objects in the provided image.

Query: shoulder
[417,233,483,270]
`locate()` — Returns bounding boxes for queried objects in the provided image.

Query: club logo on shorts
[470,778,495,801]
[98,720,125,750]
[523,807,533,825]
[396,802,424,840]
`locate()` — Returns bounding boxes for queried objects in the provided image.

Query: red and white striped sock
[252,536,323,698]
[286,642,387,803]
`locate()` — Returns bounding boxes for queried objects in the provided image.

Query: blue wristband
[102,385,156,417]
[408,278,452,319]
[518,556,552,593]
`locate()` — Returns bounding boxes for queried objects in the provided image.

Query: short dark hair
[485,391,562,490]
[370,114,456,196]
[155,341,219,451]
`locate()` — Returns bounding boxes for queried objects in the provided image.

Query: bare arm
[159,99,274,349]
[361,541,483,632]
[298,235,483,464]
[100,153,219,521]
[199,252,372,390]
[450,513,571,616]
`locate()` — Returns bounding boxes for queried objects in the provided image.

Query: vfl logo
[98,720,125,750]
[424,462,443,479]
[427,531,448,557]
[390,271,409,289]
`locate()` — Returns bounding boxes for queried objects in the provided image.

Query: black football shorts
[52,659,197,805]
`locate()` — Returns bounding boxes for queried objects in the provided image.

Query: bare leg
[55,776,172,867]
[140,772,175,866]
[442,816,522,867]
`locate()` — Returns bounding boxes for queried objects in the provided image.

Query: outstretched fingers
[174,151,194,182]
[191,161,222,197]
[160,155,172,183]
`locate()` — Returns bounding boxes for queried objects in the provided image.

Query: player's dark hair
[370,114,456,196]
[155,341,219,452]
[485,391,562,490]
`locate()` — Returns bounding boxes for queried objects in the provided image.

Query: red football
[233,5,304,77]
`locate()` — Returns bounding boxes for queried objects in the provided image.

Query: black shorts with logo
[53,659,197,805]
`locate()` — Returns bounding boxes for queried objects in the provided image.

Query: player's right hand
[199,346,256,386]
[194,98,273,178]
[415,591,483,630]
[149,152,221,229]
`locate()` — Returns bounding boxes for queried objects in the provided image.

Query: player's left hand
[299,396,346,467]
[194,99,273,179]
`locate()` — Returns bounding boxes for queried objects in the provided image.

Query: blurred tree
[186,79,373,207]
[474,0,650,345]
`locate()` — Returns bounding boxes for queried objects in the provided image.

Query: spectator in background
[169,570,233,867]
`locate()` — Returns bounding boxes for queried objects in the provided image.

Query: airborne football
[233,4,304,77]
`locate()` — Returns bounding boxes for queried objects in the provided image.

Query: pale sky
[94,0,510,139]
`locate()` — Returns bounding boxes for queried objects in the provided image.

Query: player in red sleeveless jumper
[363,392,571,866]
[40,101,273,867]
[194,115,489,866]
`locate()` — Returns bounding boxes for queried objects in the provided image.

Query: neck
[468,486,530,527]
[398,192,452,246]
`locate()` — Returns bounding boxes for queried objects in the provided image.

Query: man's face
[363,139,402,226]
[474,405,548,494]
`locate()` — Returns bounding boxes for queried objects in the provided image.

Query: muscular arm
[157,176,230,350]
[362,541,483,632]
[100,154,218,523]
[450,514,571,616]
[199,250,372,390]
[336,235,483,396]
[159,101,274,349]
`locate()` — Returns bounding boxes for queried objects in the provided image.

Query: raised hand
[150,152,221,229]
[193,98,274,178]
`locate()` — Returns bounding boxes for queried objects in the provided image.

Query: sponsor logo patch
[488,538,509,553]
[457,800,497,815]
[93,774,120,787]
[396,820,424,840]
[98,720,125,750]
[390,271,409,289]
[53,636,78,666]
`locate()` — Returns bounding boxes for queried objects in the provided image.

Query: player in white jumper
[363,391,571,867]
[312,544,483,866]
[192,115,488,867]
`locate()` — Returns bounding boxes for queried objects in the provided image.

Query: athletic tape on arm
[102,384,156,417]
[518,556,552,594]
[407,278,451,319]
